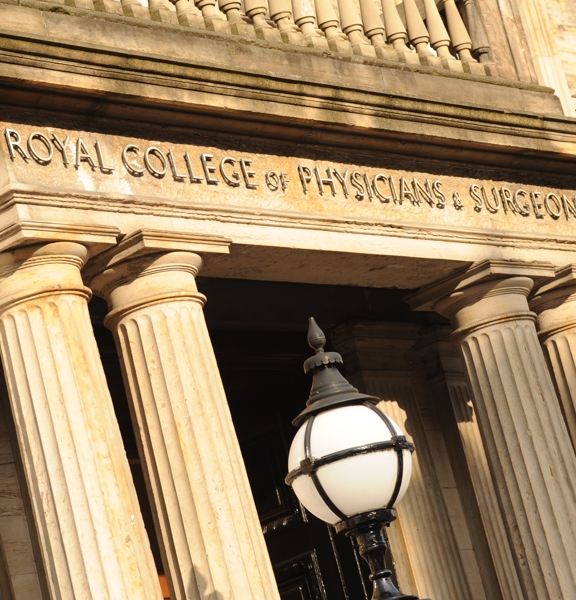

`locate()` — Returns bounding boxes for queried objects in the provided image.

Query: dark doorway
[92,277,444,599]
[209,325,371,600]
[199,278,443,600]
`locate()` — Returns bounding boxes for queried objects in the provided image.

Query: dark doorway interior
[91,278,445,600]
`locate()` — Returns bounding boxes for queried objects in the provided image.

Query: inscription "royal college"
[4,128,576,221]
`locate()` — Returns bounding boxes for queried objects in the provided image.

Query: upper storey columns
[409,260,576,600]
[0,236,163,600]
[86,230,280,600]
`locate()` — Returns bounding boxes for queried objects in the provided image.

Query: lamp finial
[308,317,326,353]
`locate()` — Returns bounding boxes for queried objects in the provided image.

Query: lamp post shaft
[336,510,424,600]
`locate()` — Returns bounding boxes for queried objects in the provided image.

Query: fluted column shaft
[531,271,576,452]
[434,276,576,600]
[413,327,524,600]
[91,250,280,600]
[0,242,162,600]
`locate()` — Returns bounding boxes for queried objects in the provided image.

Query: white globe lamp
[285,318,428,600]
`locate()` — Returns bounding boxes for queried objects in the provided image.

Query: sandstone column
[0,241,162,600]
[412,326,524,600]
[531,264,576,450]
[87,230,280,600]
[409,260,576,600]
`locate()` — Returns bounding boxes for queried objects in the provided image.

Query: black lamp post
[285,318,430,600]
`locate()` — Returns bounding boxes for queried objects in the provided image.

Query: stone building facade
[0,0,575,598]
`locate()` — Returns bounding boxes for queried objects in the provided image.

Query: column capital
[533,263,576,297]
[407,259,555,312]
[84,228,231,279]
[0,220,119,257]
[0,241,91,310]
[85,229,231,326]
[407,259,556,339]
[531,264,576,338]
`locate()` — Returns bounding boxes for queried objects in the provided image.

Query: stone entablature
[5,124,576,226]
[0,0,576,599]
[2,113,576,290]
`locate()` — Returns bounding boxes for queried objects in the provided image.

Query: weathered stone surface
[517,0,576,116]
[1,111,576,290]
[0,241,162,600]
[88,231,280,600]
[0,0,573,294]
[0,3,564,130]
[0,0,573,598]
[410,265,576,600]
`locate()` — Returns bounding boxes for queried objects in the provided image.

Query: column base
[327,36,353,54]
[230,21,256,37]
[150,6,178,23]
[280,28,306,46]
[204,15,231,32]
[122,2,151,18]
[352,42,376,57]
[396,50,420,65]
[440,57,465,72]
[94,0,124,15]
[255,25,282,42]
[462,60,486,75]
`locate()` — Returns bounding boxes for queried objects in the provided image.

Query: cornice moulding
[0,4,575,173]
[3,186,576,257]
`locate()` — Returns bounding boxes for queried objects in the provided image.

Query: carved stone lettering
[3,125,576,230]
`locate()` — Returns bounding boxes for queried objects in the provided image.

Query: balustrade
[309,0,342,50]
[70,0,493,75]
[359,0,395,59]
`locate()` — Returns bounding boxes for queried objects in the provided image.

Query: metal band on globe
[364,401,413,509]
[303,415,348,521]
[286,402,415,517]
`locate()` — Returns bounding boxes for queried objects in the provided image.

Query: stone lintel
[84,228,231,281]
[330,321,420,374]
[332,320,420,344]
[407,259,556,312]
[0,220,120,257]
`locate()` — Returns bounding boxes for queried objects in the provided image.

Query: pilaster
[86,229,281,600]
[531,264,576,451]
[0,241,162,600]
[409,259,576,600]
